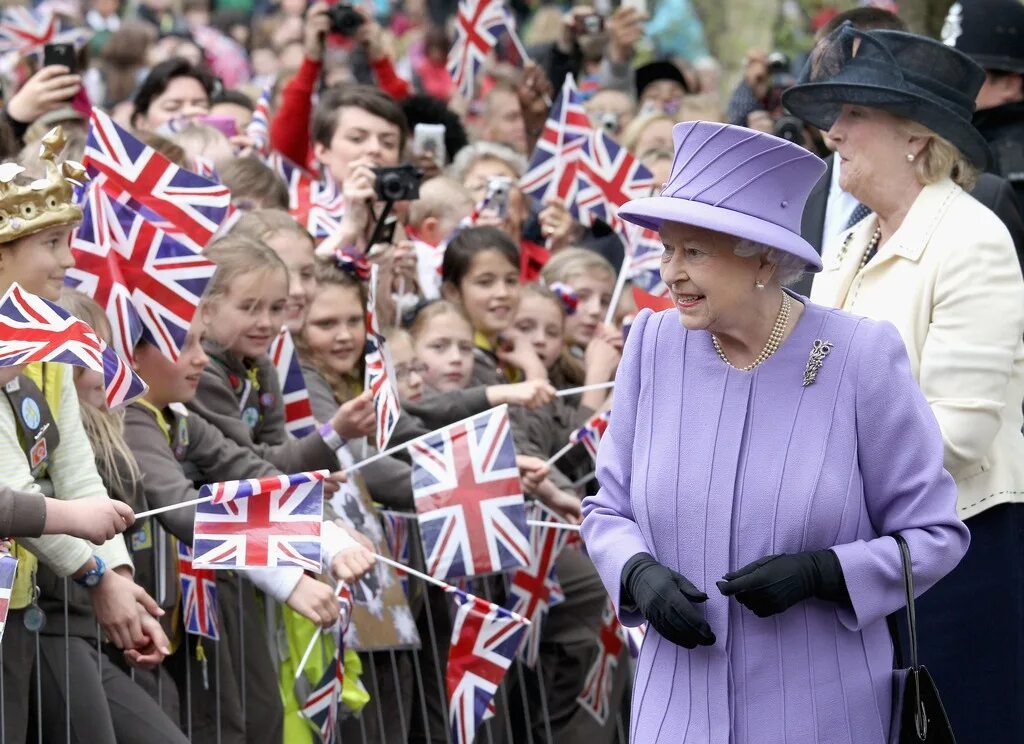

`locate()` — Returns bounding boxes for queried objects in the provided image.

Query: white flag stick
[343,405,510,476]
[544,440,576,467]
[525,519,581,532]
[554,382,614,398]
[603,224,642,326]
[374,552,531,625]
[135,495,212,520]
[294,582,347,681]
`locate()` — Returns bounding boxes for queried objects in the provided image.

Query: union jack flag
[83,108,231,252]
[410,406,530,580]
[300,583,353,744]
[177,542,219,640]
[569,409,610,462]
[447,588,527,744]
[0,283,147,408]
[274,154,345,240]
[68,185,216,364]
[576,599,625,725]
[575,131,654,236]
[448,0,517,100]
[246,82,273,157]
[627,228,668,296]
[0,554,18,645]
[519,74,591,211]
[192,471,326,571]
[507,506,569,667]
[0,7,88,57]
[365,265,400,451]
[268,326,317,438]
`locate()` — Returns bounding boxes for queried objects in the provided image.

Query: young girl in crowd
[540,247,619,354]
[36,288,188,743]
[231,209,317,335]
[0,130,163,743]
[186,235,373,474]
[183,234,377,742]
[124,311,370,744]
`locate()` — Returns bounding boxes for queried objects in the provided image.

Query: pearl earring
[755,280,766,289]
[906,153,915,162]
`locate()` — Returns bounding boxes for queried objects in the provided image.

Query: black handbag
[887,533,956,744]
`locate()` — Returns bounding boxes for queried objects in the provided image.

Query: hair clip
[332,246,371,281]
[549,282,578,316]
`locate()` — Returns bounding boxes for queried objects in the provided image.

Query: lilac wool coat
[581,299,969,744]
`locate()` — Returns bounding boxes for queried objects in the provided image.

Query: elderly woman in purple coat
[580,121,969,744]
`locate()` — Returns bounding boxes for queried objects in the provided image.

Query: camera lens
[379,173,405,201]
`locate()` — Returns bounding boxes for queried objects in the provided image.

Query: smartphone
[484,176,512,219]
[43,43,77,73]
[575,13,604,35]
[197,115,239,138]
[413,123,447,166]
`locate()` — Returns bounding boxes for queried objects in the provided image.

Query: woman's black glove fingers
[621,553,716,648]
[716,550,849,618]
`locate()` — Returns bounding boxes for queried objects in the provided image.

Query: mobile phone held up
[43,43,77,73]
[413,123,447,167]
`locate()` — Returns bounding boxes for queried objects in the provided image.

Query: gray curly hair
[733,239,806,287]
[449,141,528,182]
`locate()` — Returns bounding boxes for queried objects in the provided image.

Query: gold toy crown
[0,126,88,246]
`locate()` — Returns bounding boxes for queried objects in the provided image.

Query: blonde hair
[295,259,367,403]
[57,288,141,493]
[621,112,676,154]
[899,118,978,190]
[407,299,472,342]
[541,247,616,287]
[520,282,583,385]
[202,234,289,303]
[231,208,313,246]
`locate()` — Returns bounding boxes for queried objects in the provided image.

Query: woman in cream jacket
[786,25,1024,744]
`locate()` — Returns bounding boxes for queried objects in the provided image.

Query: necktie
[844,202,872,231]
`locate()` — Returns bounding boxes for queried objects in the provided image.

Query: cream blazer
[811,179,1024,520]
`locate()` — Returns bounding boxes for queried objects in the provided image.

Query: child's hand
[488,380,556,410]
[123,608,171,670]
[537,486,582,525]
[286,575,340,628]
[45,496,136,544]
[583,327,622,383]
[496,334,548,381]
[331,391,376,440]
[538,198,575,251]
[516,455,550,493]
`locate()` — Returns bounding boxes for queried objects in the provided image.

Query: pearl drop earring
[755,280,766,289]
[906,153,915,162]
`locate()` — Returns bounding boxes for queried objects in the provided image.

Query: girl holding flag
[0,127,168,742]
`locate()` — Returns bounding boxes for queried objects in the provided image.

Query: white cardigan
[812,178,1024,519]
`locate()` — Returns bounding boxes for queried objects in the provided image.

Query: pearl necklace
[859,227,883,269]
[712,292,792,371]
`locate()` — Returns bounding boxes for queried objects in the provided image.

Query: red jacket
[519,239,550,283]
[269,55,412,172]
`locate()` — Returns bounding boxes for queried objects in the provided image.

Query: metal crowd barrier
[0,521,631,743]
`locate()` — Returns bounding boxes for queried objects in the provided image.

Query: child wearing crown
[0,127,176,741]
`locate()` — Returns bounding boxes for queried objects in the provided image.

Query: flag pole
[293,583,347,682]
[343,405,510,476]
[375,552,532,625]
[525,519,581,532]
[603,227,637,327]
[135,495,212,520]
[554,382,614,398]
[544,441,575,467]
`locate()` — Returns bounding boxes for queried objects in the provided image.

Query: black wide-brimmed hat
[782,24,991,168]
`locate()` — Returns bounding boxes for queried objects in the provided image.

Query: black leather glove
[621,552,716,649]
[716,549,849,618]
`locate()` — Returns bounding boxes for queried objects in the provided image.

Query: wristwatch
[73,555,106,589]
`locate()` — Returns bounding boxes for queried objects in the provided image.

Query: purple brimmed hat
[618,121,827,272]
